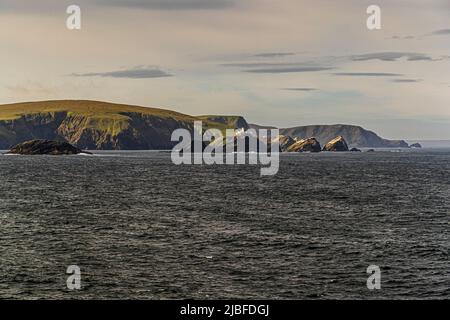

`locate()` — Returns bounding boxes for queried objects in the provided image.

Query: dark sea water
[0,150,448,299]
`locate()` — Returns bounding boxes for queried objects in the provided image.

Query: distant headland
[0,100,411,150]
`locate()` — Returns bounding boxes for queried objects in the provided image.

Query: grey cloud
[407,56,433,61]
[0,1,64,13]
[221,61,332,73]
[392,79,421,83]
[351,52,432,62]
[333,73,403,77]
[246,67,334,74]
[431,29,450,35]
[254,53,296,58]
[72,68,172,79]
[95,0,235,10]
[0,0,235,12]
[390,35,415,40]
[222,62,309,68]
[282,88,317,91]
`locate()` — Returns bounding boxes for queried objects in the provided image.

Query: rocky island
[6,139,91,155]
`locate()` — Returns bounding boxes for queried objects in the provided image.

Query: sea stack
[287,137,322,152]
[6,139,91,155]
[323,136,349,152]
[272,135,295,152]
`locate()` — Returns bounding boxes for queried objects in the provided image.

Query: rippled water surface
[0,150,448,299]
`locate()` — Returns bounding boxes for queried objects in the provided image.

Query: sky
[0,0,449,139]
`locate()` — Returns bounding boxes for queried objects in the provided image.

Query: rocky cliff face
[0,111,196,150]
[0,100,242,150]
[0,112,66,149]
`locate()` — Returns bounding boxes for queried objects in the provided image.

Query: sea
[0,149,448,299]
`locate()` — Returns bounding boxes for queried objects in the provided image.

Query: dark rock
[366,149,375,152]
[6,139,91,155]
[287,137,321,152]
[410,143,422,148]
[323,136,349,152]
[350,147,361,152]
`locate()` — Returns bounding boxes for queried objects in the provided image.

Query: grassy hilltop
[0,100,195,121]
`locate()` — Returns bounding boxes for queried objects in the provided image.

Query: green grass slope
[0,100,197,121]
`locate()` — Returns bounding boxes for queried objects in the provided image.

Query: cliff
[0,100,241,150]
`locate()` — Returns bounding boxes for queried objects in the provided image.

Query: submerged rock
[287,137,321,152]
[410,143,422,148]
[323,136,349,152]
[6,139,91,155]
[350,147,361,152]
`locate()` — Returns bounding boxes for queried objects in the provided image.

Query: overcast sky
[0,0,449,139]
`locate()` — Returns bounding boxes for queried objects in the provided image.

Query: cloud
[254,53,296,58]
[95,0,235,10]
[223,62,295,67]
[222,62,314,68]
[0,1,64,13]
[221,60,333,73]
[0,0,235,12]
[351,52,432,62]
[391,79,422,83]
[246,66,334,74]
[389,35,415,40]
[4,82,57,96]
[281,88,317,91]
[72,67,173,79]
[333,73,403,77]
[431,29,450,35]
